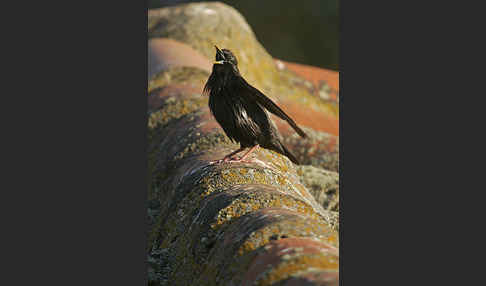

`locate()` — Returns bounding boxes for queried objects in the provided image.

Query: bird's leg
[229,145,259,163]
[223,147,245,162]
[209,147,245,164]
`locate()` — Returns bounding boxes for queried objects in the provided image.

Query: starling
[203,46,307,164]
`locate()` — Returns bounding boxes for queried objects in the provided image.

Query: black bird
[203,46,307,164]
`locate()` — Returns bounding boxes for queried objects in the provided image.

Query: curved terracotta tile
[242,237,338,286]
[148,38,212,79]
[276,59,339,102]
[148,83,204,111]
[275,100,339,136]
[280,270,339,286]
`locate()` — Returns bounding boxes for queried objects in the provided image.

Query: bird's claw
[209,156,236,164]
[223,156,233,162]
[227,156,253,163]
[209,156,253,164]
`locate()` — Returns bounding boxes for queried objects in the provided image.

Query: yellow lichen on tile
[257,253,338,286]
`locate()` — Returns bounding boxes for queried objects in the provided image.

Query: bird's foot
[209,155,239,164]
[209,159,224,164]
[209,156,254,164]
[226,156,254,163]
[209,146,256,164]
[223,156,234,162]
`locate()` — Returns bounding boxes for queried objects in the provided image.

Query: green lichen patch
[148,66,210,94]
[236,214,338,256]
[326,211,340,232]
[196,165,313,211]
[151,161,331,252]
[148,96,207,132]
[147,94,208,201]
[282,127,339,172]
[297,165,339,212]
[151,176,327,285]
[147,93,207,173]
[272,269,338,286]
[148,159,337,284]
[211,190,321,232]
[197,208,338,285]
[173,132,234,162]
[256,252,338,286]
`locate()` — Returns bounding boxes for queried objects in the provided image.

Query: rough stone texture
[297,166,339,212]
[147,2,339,286]
[278,125,339,172]
[241,238,338,286]
[147,68,339,285]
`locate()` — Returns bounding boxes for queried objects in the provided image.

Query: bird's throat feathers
[204,65,240,96]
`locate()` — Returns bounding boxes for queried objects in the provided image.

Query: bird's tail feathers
[289,121,308,139]
[278,142,300,165]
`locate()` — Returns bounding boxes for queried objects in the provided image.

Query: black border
[8,1,149,284]
[339,0,461,284]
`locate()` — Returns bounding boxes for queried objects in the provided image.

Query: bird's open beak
[214,45,225,64]
[215,45,223,54]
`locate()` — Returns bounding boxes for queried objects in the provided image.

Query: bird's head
[203,46,240,95]
[213,46,239,71]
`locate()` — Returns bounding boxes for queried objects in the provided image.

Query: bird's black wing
[238,77,308,138]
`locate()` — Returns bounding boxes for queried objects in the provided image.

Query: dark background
[149,0,339,71]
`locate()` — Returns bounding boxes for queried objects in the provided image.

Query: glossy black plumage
[204,46,307,164]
